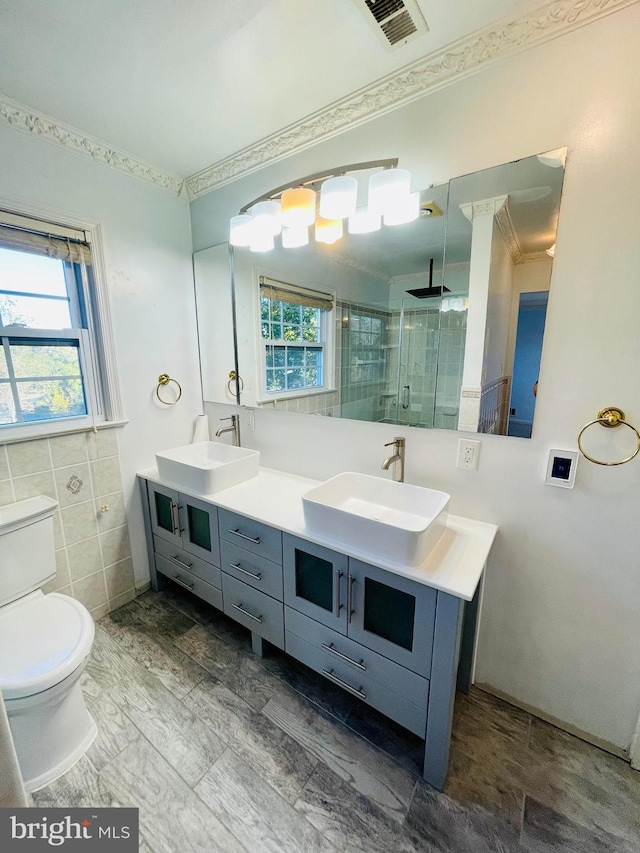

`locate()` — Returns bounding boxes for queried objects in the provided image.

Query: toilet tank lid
[0,496,58,535]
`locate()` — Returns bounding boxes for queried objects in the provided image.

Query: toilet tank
[0,496,58,607]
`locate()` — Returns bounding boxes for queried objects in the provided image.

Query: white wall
[0,125,201,586]
[195,6,640,753]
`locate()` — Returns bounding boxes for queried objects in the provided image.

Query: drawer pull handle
[334,570,343,616]
[171,555,193,571]
[230,562,262,581]
[172,574,194,592]
[321,642,367,671]
[229,528,261,545]
[232,603,263,623]
[322,669,366,701]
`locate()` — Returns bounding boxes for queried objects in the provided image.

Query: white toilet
[0,495,97,792]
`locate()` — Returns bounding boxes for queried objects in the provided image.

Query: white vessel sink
[155,441,260,494]
[302,472,450,567]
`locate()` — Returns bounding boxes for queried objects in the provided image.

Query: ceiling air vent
[356,0,429,50]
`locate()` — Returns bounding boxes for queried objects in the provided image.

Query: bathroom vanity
[138,467,497,790]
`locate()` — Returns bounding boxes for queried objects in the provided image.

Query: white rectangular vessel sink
[302,472,450,567]
[155,441,260,494]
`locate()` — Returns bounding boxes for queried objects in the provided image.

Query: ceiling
[0,0,538,180]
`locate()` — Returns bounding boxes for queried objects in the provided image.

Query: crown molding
[0,94,184,196]
[494,200,524,264]
[186,0,638,198]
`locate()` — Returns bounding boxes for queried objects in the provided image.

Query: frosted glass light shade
[348,209,381,234]
[315,216,343,245]
[319,175,358,220]
[250,231,274,252]
[229,214,253,247]
[252,200,281,237]
[368,168,411,215]
[281,226,309,248]
[383,191,420,226]
[281,187,316,228]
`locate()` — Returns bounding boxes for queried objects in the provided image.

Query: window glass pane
[16,378,86,421]
[0,385,17,425]
[0,248,68,297]
[286,348,304,367]
[287,368,304,389]
[0,348,7,378]
[0,294,72,328]
[10,341,82,378]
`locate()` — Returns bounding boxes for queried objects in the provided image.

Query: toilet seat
[0,593,94,700]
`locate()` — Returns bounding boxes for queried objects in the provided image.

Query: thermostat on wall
[545,449,579,488]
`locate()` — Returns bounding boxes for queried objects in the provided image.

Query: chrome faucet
[215,414,241,446]
[381,436,406,482]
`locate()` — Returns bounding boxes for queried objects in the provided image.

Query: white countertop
[139,466,498,602]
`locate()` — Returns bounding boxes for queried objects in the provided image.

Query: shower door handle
[402,385,410,409]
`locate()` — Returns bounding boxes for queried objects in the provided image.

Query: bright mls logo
[0,808,138,851]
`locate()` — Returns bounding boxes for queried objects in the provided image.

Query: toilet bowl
[0,496,97,792]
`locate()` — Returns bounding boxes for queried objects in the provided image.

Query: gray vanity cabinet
[283,535,436,678]
[146,482,221,604]
[148,483,221,566]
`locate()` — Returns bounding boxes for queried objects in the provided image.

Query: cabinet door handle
[228,528,261,545]
[232,603,263,623]
[322,669,366,700]
[347,574,355,623]
[402,384,410,409]
[321,642,366,671]
[230,562,262,581]
[334,570,343,616]
[170,501,181,535]
[172,574,194,592]
[171,555,193,571]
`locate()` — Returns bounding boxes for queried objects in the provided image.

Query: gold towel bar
[156,373,182,406]
[577,406,640,466]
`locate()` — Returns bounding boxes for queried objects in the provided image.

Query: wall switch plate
[245,408,255,431]
[545,449,578,488]
[457,438,481,470]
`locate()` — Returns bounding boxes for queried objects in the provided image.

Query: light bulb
[229,214,253,247]
[315,216,343,245]
[281,226,309,248]
[348,209,381,234]
[319,175,358,220]
[368,168,411,216]
[383,191,420,226]
[252,200,281,237]
[281,187,316,228]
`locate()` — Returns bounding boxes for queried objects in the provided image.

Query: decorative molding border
[494,201,524,265]
[1,0,636,197]
[186,0,638,197]
[0,94,184,196]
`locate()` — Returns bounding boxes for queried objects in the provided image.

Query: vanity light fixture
[229,158,415,252]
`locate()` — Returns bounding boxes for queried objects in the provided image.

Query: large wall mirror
[194,148,566,438]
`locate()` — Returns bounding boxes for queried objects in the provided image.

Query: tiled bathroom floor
[33,586,640,852]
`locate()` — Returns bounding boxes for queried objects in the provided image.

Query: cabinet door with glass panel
[149,483,220,566]
[347,558,437,677]
[283,535,348,632]
[283,534,437,675]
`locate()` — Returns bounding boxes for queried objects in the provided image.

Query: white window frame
[255,272,336,403]
[0,201,124,442]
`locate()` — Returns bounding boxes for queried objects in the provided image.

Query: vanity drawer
[220,540,283,601]
[285,607,428,708]
[222,573,284,650]
[218,509,282,565]
[285,628,427,737]
[155,554,223,611]
[153,535,221,588]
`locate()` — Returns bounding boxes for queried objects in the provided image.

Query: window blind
[259,276,333,311]
[0,214,91,265]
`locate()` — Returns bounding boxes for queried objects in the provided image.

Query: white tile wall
[0,431,135,619]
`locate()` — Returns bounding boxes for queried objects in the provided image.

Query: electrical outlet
[457,438,481,471]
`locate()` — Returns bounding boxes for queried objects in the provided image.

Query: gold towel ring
[577,406,640,466]
[227,370,244,396]
[156,373,182,406]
